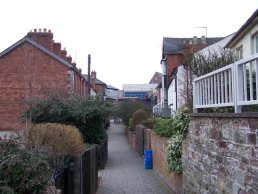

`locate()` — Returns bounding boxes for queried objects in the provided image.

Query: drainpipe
[87,54,91,95]
[161,56,171,117]
[161,56,168,109]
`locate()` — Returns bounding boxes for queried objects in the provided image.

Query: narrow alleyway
[97,122,175,194]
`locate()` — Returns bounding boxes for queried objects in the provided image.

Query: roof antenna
[195,26,207,37]
[74,50,77,62]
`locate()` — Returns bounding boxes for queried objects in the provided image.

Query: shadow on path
[97,123,175,194]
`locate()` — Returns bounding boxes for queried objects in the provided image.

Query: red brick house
[154,36,223,116]
[0,29,90,131]
[83,71,107,98]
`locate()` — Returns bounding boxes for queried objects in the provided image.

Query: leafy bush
[0,186,15,194]
[153,119,175,137]
[130,109,148,131]
[0,137,51,194]
[142,117,161,129]
[152,109,190,174]
[153,109,190,137]
[27,123,84,155]
[167,133,183,173]
[24,95,111,144]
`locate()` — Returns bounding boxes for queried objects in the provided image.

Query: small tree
[116,99,151,126]
[130,109,148,131]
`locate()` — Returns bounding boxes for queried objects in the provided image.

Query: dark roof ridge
[225,8,258,48]
[0,36,87,82]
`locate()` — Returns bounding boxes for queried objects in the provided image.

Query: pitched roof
[197,33,235,55]
[225,8,258,48]
[83,74,107,86]
[162,37,223,55]
[0,36,86,81]
[107,85,119,90]
[149,72,162,84]
[0,37,73,68]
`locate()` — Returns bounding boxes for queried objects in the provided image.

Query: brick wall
[125,127,136,150]
[0,31,88,131]
[125,125,183,193]
[182,114,258,194]
[136,125,144,157]
[0,43,69,130]
[151,132,183,194]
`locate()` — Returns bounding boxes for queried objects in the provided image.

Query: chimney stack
[201,36,206,44]
[91,71,96,88]
[27,28,54,51]
[193,36,198,45]
[67,55,72,63]
[53,42,61,56]
[60,48,67,59]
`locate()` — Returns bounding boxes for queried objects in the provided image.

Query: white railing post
[192,54,258,113]
[255,59,258,100]
[234,63,242,113]
[193,80,198,113]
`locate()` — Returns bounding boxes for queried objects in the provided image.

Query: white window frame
[236,45,243,60]
[251,31,258,55]
[67,71,75,94]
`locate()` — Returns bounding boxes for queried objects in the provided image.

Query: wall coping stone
[189,112,258,118]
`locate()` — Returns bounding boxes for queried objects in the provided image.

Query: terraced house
[0,29,91,133]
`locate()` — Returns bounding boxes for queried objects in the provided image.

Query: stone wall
[182,114,258,194]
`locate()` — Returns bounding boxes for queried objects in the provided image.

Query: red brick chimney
[53,42,61,56]
[91,71,96,88]
[72,62,77,67]
[67,55,72,63]
[27,28,54,51]
[201,36,206,44]
[60,48,67,59]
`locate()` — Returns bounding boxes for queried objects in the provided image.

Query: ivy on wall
[153,109,190,173]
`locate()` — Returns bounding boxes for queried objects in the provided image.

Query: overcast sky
[1,0,257,89]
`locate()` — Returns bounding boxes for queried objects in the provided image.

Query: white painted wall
[167,65,188,116]
[177,65,187,109]
[168,79,176,116]
[231,23,258,58]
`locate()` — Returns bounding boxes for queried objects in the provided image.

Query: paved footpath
[97,123,175,194]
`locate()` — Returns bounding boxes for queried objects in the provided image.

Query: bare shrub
[26,123,84,155]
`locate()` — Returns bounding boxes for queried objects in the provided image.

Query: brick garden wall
[125,125,183,194]
[151,132,183,193]
[182,114,258,194]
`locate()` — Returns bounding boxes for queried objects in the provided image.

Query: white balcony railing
[153,102,162,117]
[193,53,258,113]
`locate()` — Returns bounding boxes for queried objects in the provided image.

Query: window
[251,31,258,54]
[67,71,74,93]
[236,45,243,60]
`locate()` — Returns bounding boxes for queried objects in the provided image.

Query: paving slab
[97,123,175,194]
